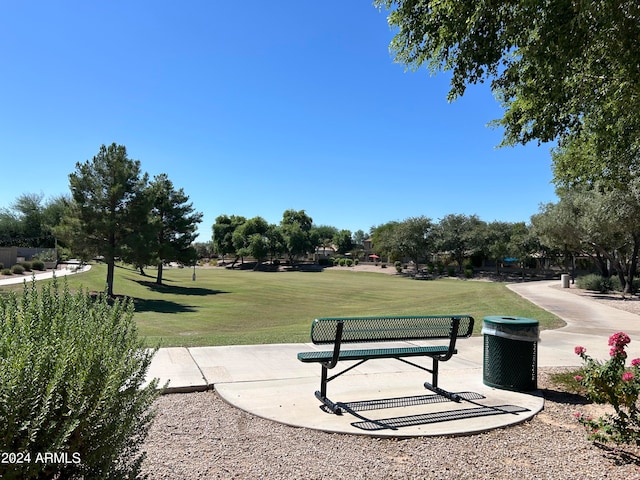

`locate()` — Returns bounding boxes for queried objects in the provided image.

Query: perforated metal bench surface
[305,315,474,345]
[297,345,452,363]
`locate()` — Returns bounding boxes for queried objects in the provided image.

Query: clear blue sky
[0,1,557,240]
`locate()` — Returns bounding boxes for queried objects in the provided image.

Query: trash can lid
[482,316,539,342]
[483,316,538,327]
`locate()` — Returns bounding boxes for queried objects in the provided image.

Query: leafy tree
[483,221,521,275]
[352,229,368,248]
[0,193,67,248]
[372,217,434,267]
[280,209,314,263]
[370,221,402,261]
[311,225,338,256]
[118,187,156,276]
[0,208,24,247]
[531,199,588,276]
[11,193,46,246]
[537,185,640,293]
[375,0,640,161]
[265,224,285,263]
[435,214,484,272]
[333,229,353,255]
[507,222,538,272]
[212,214,246,263]
[67,143,148,297]
[41,194,72,251]
[395,216,435,268]
[193,241,214,259]
[146,174,202,284]
[232,216,269,268]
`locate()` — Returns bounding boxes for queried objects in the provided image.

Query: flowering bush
[574,332,640,445]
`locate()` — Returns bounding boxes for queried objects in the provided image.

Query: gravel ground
[141,280,640,479]
[140,369,640,479]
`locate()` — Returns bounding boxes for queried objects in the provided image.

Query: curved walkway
[0,264,92,286]
[508,281,640,361]
[145,280,640,437]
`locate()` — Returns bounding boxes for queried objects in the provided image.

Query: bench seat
[297,345,453,363]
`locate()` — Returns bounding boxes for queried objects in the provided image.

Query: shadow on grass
[134,279,229,296]
[131,297,198,314]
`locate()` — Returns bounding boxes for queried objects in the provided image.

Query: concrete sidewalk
[145,280,640,437]
[0,263,91,286]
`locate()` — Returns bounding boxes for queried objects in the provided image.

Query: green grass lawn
[1,263,563,347]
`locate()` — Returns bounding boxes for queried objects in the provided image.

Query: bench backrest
[309,315,474,344]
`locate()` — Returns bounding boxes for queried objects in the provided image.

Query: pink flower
[622,371,635,382]
[610,347,628,358]
[608,332,631,347]
[574,375,583,382]
[575,346,586,355]
[632,358,640,367]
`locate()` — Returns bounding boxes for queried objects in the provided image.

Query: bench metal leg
[315,365,343,414]
[424,382,462,402]
[423,357,461,402]
[315,360,369,414]
[314,390,343,414]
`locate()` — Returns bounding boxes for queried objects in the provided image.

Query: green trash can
[482,316,539,391]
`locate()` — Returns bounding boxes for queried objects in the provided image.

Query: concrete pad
[189,344,314,383]
[145,347,208,393]
[215,368,543,437]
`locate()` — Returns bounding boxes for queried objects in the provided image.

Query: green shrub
[394,261,402,273]
[447,267,456,277]
[605,275,640,294]
[346,258,353,267]
[10,264,24,275]
[0,262,3,270]
[32,249,57,262]
[576,273,613,293]
[338,258,346,266]
[19,261,32,272]
[318,257,331,267]
[574,333,640,445]
[31,259,45,271]
[464,268,474,278]
[354,259,359,266]
[0,278,160,479]
[1,268,11,275]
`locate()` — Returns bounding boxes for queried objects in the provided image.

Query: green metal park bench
[297,315,475,414]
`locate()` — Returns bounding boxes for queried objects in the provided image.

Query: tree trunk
[624,234,640,295]
[106,260,115,297]
[156,262,163,285]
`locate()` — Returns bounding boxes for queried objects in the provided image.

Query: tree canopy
[376,0,640,161]
[68,143,148,296]
[146,174,202,284]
